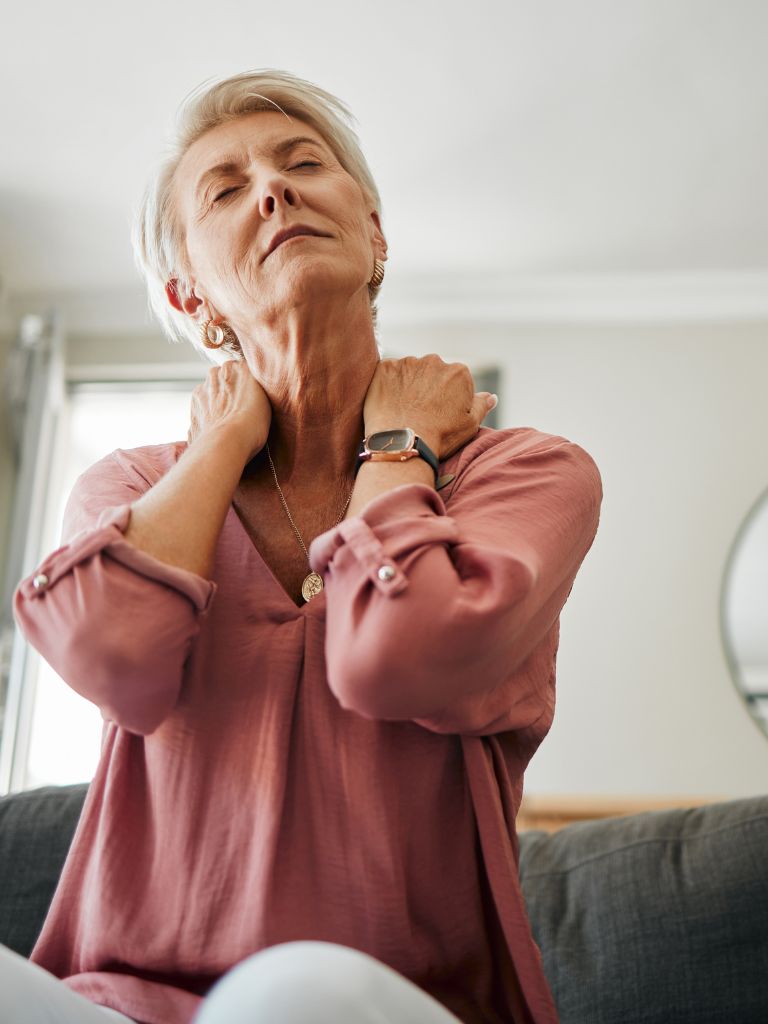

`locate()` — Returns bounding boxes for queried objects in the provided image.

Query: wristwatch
[355,428,440,485]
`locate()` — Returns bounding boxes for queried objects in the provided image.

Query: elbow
[323,624,444,720]
[326,663,413,722]
[57,626,181,735]
[327,616,558,735]
[63,615,183,734]
[324,617,515,723]
[14,586,182,737]
[78,646,180,736]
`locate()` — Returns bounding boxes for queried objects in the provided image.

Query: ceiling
[1,0,766,325]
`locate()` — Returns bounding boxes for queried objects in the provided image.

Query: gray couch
[1,784,767,1023]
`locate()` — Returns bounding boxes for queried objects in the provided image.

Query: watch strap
[413,436,439,482]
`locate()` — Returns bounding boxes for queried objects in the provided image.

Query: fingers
[472,392,498,424]
[202,359,246,400]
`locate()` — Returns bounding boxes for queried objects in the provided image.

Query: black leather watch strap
[413,436,439,482]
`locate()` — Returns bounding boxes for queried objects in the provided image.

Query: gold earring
[201,319,238,350]
[369,258,385,289]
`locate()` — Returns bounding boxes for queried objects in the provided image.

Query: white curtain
[0,312,66,794]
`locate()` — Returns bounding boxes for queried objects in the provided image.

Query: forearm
[123,424,252,578]
[311,435,603,733]
[346,458,434,518]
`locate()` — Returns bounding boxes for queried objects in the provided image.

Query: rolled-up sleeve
[13,449,217,736]
[309,435,602,735]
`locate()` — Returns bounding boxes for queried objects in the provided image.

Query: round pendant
[302,572,324,603]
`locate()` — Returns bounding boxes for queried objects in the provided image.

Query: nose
[258,173,302,218]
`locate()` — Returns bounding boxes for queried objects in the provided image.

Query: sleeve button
[377,565,396,582]
[32,573,49,590]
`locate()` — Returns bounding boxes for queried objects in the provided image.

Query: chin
[274,260,360,307]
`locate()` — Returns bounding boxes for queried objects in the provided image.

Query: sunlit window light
[24,387,194,789]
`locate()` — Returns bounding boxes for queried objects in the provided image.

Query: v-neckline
[227,500,326,617]
[223,443,464,617]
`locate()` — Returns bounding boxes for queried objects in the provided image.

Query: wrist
[357,426,440,487]
[205,420,266,465]
[348,456,435,518]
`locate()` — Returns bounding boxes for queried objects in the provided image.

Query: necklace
[265,442,354,603]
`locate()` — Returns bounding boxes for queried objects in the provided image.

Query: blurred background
[1,0,767,808]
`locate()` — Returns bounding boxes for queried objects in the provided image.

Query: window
[22,385,194,789]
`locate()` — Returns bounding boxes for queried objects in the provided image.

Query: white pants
[0,941,465,1023]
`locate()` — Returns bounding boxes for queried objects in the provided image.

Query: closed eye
[213,162,318,202]
[213,186,240,202]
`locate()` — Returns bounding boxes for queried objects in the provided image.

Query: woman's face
[171,111,385,332]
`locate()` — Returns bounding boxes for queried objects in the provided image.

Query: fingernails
[488,394,498,410]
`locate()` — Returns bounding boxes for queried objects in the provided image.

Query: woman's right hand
[188,359,272,463]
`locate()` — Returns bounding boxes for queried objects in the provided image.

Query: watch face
[367,428,415,453]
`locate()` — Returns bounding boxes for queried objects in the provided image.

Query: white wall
[385,319,768,799]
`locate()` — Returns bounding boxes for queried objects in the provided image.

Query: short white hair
[132,69,384,363]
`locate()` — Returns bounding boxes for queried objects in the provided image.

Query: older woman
[5,70,601,1024]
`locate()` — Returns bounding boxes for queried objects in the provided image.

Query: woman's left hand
[363,354,497,460]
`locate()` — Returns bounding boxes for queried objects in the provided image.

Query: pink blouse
[14,425,602,1024]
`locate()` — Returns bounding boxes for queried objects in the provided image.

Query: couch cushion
[0,783,88,957]
[518,794,768,1024]
[3,783,767,1024]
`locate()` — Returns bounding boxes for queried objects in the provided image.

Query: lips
[263,225,330,262]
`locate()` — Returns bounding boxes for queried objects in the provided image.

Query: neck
[240,301,379,490]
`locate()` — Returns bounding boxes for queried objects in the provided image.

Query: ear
[165,278,211,319]
[370,212,388,262]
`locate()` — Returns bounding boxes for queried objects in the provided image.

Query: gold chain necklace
[265,442,354,603]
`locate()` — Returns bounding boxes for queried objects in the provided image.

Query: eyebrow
[194,135,327,200]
